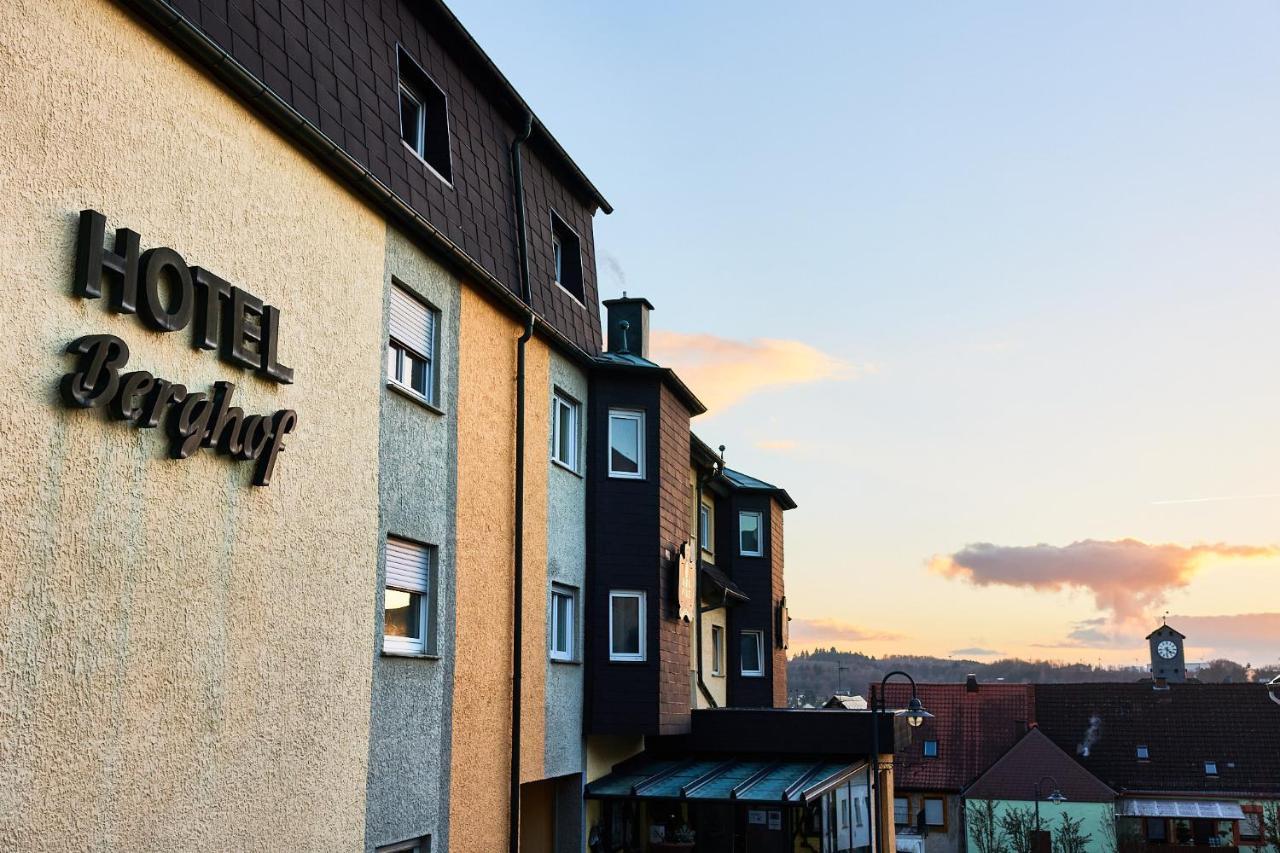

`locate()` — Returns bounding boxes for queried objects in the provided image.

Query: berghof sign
[60,210,297,486]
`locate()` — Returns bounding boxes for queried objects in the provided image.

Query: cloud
[930,539,1279,622]
[754,439,799,452]
[1035,613,1280,663]
[789,618,904,648]
[951,647,1003,657]
[649,331,866,414]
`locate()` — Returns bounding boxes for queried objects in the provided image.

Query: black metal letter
[253,409,298,486]
[137,380,187,429]
[167,392,213,459]
[223,287,264,371]
[59,334,130,408]
[139,247,194,332]
[191,267,231,351]
[202,381,246,455]
[73,210,141,313]
[257,304,294,384]
[109,370,156,422]
[234,415,269,461]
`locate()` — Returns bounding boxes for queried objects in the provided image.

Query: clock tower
[1147,621,1187,683]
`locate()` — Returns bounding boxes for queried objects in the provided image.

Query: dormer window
[1136,744,1150,761]
[1204,760,1218,776]
[397,48,452,183]
[549,212,583,302]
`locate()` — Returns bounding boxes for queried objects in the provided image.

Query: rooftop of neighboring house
[1034,682,1280,797]
[878,678,1035,792]
[965,728,1115,803]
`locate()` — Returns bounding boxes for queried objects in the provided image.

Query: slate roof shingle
[965,728,1115,802]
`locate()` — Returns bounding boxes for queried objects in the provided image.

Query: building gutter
[693,461,723,709]
[508,111,535,853]
[114,0,599,371]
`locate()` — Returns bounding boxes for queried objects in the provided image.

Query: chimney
[603,293,654,358]
[966,674,979,693]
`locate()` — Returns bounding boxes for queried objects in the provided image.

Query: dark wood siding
[725,494,777,708]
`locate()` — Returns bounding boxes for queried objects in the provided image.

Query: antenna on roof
[718,444,726,463]
[1163,611,1168,626]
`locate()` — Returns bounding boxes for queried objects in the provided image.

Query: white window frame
[607,409,645,479]
[383,536,433,656]
[1137,744,1149,760]
[699,502,713,555]
[399,82,426,158]
[551,390,579,471]
[1204,760,1218,776]
[923,739,938,758]
[710,624,724,676]
[608,590,646,661]
[387,284,439,406]
[550,585,576,662]
[377,837,429,853]
[738,510,763,557]
[552,232,563,285]
[740,629,764,677]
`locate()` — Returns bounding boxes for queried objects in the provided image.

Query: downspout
[693,460,722,708]
[508,111,535,853]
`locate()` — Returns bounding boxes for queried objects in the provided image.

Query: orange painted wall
[450,286,549,851]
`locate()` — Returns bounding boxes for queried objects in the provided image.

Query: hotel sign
[59,210,297,486]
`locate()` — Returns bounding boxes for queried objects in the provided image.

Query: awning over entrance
[1119,800,1246,820]
[585,756,866,805]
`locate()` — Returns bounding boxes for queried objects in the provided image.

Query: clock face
[1157,640,1178,659]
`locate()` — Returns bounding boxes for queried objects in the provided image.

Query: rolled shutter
[389,285,434,359]
[386,536,429,593]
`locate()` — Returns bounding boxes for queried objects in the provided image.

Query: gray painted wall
[365,227,461,853]
[545,351,588,850]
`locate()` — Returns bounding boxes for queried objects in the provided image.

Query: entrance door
[743,806,787,853]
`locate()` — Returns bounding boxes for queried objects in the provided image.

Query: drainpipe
[693,458,722,708]
[508,111,535,853]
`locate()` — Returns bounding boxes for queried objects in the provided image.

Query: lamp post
[1033,775,1066,853]
[870,671,933,853]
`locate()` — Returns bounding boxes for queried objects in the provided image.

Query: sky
[449,1,1280,669]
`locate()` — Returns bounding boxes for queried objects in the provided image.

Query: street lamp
[1034,775,1066,853]
[870,671,934,853]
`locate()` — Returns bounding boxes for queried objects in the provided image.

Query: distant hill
[786,649,1276,707]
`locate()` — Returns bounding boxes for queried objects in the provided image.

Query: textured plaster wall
[451,287,549,851]
[545,351,586,779]
[365,228,461,852]
[0,1,385,849]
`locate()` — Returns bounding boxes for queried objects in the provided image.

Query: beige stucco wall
[451,287,552,851]
[0,1,386,850]
[700,607,729,707]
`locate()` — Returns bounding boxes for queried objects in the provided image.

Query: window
[608,409,644,479]
[854,797,864,827]
[894,797,909,825]
[1137,744,1150,761]
[699,503,713,554]
[387,284,440,405]
[609,590,645,661]
[549,212,583,302]
[551,390,579,470]
[397,49,451,182]
[550,585,576,661]
[1145,819,1167,842]
[711,624,724,676]
[377,837,430,853]
[740,630,764,676]
[1241,807,1263,840]
[384,536,434,655]
[739,510,763,556]
[923,739,938,758]
[924,797,945,828]
[1204,760,1218,776]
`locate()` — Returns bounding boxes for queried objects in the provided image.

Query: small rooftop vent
[966,674,979,692]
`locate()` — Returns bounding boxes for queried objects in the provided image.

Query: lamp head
[902,696,933,728]
[1048,790,1066,805]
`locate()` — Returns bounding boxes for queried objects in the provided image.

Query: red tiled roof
[965,728,1115,802]
[1034,683,1280,797]
[877,681,1034,792]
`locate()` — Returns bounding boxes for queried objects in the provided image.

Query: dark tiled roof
[701,565,748,603]
[879,682,1034,792]
[720,467,797,510]
[1034,683,1280,796]
[966,728,1114,802]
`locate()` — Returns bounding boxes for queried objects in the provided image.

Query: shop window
[608,409,644,479]
[387,283,440,406]
[383,536,435,656]
[550,212,583,302]
[397,48,451,183]
[550,585,576,661]
[739,510,763,556]
[711,624,724,676]
[741,630,764,676]
[609,590,645,661]
[551,390,579,471]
